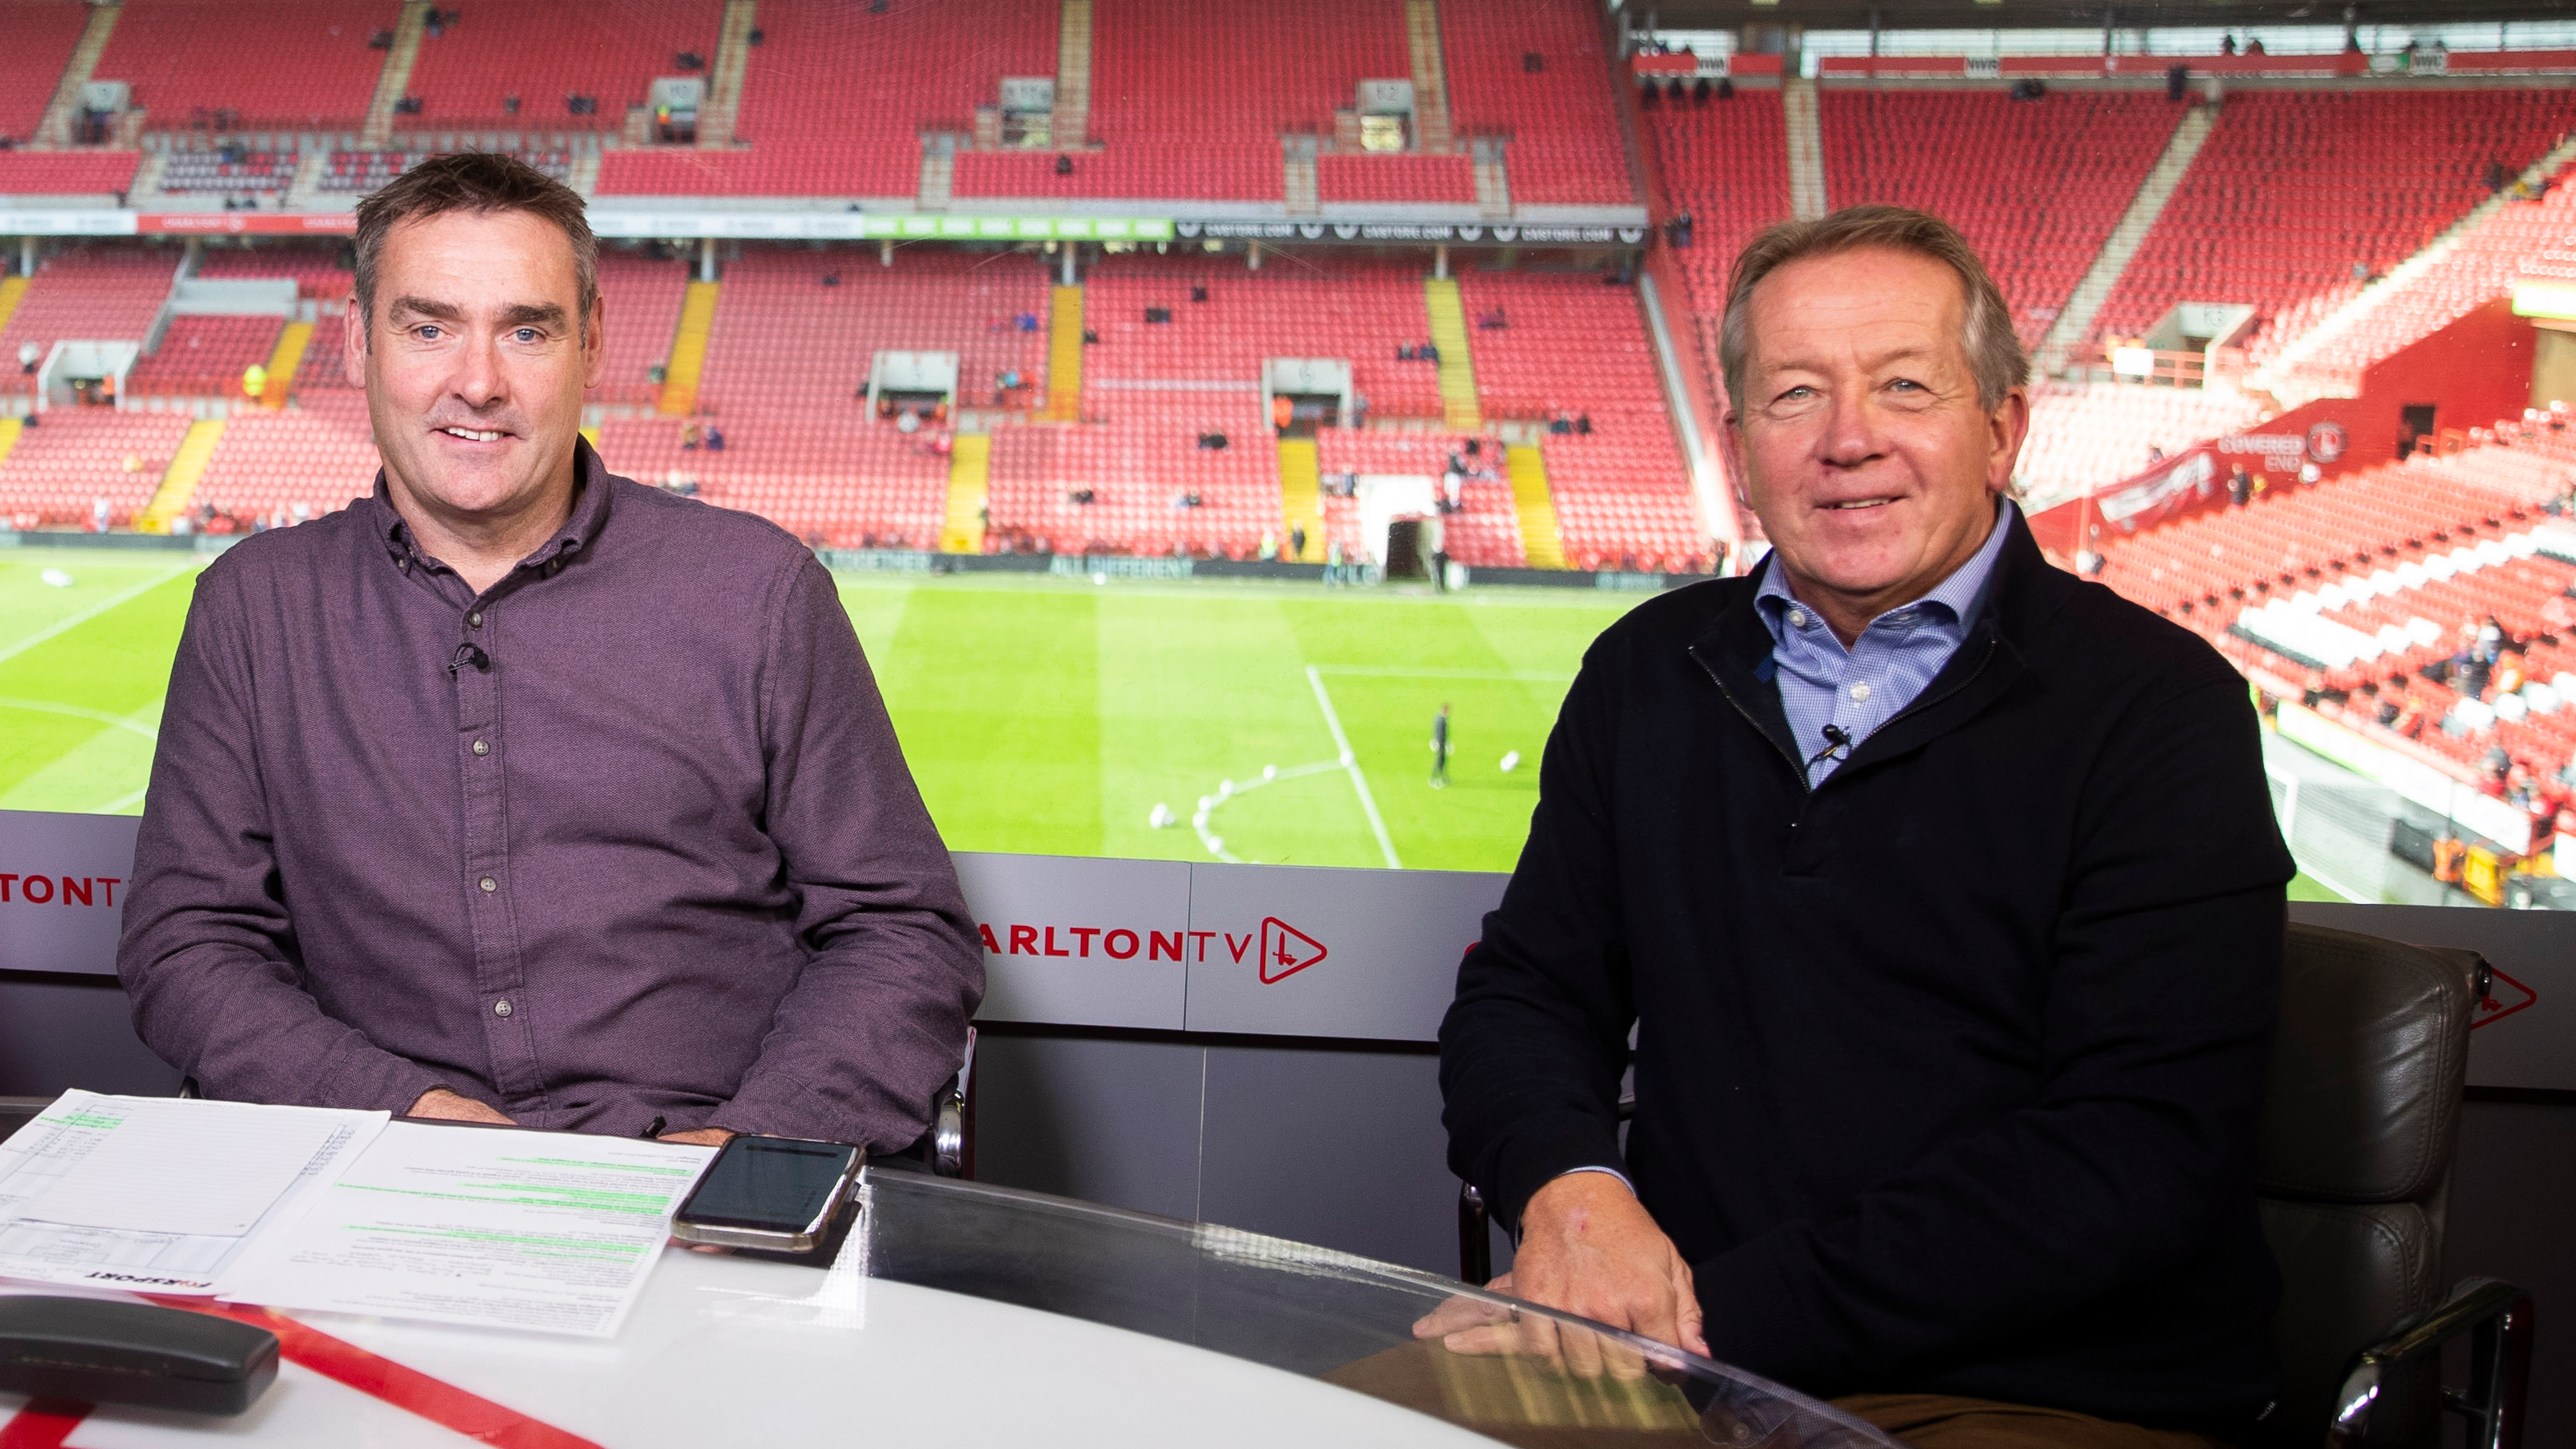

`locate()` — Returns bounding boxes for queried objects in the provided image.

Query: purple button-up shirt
[118,443,982,1148]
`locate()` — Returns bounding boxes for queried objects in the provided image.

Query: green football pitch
[0,546,1636,873]
[0,543,2357,896]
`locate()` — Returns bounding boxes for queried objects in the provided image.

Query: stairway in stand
[1276,436,1323,561]
[360,2,434,150]
[698,0,758,150]
[139,420,226,533]
[2037,105,2215,375]
[1423,277,1482,430]
[1505,443,1566,569]
[1782,79,1827,221]
[1404,0,1454,153]
[657,281,721,417]
[1047,284,1085,422]
[259,322,315,409]
[0,277,28,337]
[34,3,121,149]
[1052,0,1094,148]
[940,432,992,552]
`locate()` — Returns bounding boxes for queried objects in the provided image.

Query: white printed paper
[0,1091,384,1293]
[224,1121,716,1338]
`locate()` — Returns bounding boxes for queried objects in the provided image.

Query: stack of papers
[0,1091,717,1338]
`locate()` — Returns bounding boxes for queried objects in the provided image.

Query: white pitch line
[1189,758,1346,863]
[0,563,194,669]
[1304,665,1402,869]
[1309,664,1576,683]
[0,696,161,741]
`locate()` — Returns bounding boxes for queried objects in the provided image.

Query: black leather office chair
[1454,924,2533,1448]
[2259,923,2529,1449]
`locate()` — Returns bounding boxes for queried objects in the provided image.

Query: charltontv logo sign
[973,916,1327,982]
[1,873,121,907]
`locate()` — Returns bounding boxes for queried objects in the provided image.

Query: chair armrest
[2333,1277,2534,1449]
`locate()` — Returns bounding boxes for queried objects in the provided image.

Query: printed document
[0,1091,384,1293]
[224,1121,716,1338]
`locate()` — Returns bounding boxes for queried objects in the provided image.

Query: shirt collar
[369,436,613,574]
[1754,496,2014,640]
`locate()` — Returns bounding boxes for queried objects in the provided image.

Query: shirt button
[493,999,513,1018]
[478,876,497,893]
[1787,608,1808,629]
[467,612,483,628]
[1850,683,1873,702]
[471,738,490,757]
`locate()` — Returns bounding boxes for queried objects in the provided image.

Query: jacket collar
[1690,504,2060,790]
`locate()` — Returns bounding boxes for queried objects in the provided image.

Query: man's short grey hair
[352,151,597,342]
[1719,204,2028,413]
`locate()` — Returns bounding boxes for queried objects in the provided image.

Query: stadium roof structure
[1645,0,2576,29]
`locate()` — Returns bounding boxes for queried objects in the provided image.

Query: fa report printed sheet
[0,1093,717,1337]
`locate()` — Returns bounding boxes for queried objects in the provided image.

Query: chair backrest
[2256,923,2484,1447]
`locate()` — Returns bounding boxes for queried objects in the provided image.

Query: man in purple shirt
[117,154,982,1153]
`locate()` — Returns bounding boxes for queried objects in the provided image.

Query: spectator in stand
[703,425,726,452]
[1574,413,1593,435]
[2220,34,2236,54]
[1290,522,1307,561]
[897,408,920,435]
[17,341,36,375]
[1272,394,1295,432]
[1421,341,1440,361]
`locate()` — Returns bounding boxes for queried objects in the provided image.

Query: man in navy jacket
[1433,207,2292,1448]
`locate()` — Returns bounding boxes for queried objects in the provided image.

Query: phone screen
[680,1138,857,1232]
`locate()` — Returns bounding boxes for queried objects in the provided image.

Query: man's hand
[404,1088,515,1125]
[1413,1172,1706,1377]
[656,1127,735,1148]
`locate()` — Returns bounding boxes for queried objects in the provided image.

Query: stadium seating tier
[93,0,396,131]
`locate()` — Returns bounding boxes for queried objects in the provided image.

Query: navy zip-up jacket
[1440,506,2294,1428]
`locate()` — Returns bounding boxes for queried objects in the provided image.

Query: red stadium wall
[2030,301,2540,557]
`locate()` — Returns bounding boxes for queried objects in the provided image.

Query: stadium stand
[596,0,1058,199]
[126,314,284,399]
[402,1,722,131]
[1315,152,1477,206]
[1071,0,1407,203]
[320,149,573,193]
[1312,426,1523,566]
[191,393,380,525]
[2274,162,2576,389]
[194,245,354,301]
[2086,422,2576,795]
[984,398,1279,557]
[595,252,692,411]
[92,0,394,132]
[1637,88,1789,405]
[0,245,178,399]
[2018,380,2274,506]
[693,247,1051,416]
[0,410,193,529]
[596,412,951,550]
[152,147,298,200]
[1439,0,1629,205]
[1819,90,2183,345]
[2092,90,2576,364]
[0,0,91,146]
[1081,254,1444,420]
[1453,272,1706,571]
[0,151,143,196]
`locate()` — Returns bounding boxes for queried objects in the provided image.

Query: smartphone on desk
[670,1135,864,1256]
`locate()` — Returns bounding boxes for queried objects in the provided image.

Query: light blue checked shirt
[1753,499,2013,788]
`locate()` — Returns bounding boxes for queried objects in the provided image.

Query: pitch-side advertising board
[2,808,2561,1085]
